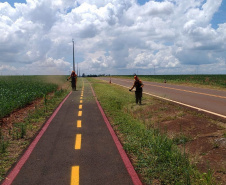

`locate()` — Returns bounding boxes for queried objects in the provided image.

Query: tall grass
[89,78,216,184]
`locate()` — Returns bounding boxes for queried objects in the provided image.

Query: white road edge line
[106,80,226,119]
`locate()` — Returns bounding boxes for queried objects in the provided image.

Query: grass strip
[88,77,216,185]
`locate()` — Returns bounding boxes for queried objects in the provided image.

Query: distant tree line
[82,73,110,77]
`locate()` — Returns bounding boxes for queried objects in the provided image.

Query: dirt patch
[0,97,45,181]
[0,99,42,129]
[131,98,226,184]
[161,115,226,184]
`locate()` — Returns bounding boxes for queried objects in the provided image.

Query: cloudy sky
[0,0,226,75]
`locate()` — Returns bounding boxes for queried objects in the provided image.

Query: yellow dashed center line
[71,83,84,185]
[77,120,81,128]
[146,83,226,99]
[78,111,82,117]
[107,81,226,119]
[71,166,79,185]
[75,134,82,150]
[119,78,226,99]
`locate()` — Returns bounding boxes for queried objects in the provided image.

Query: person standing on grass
[67,70,77,91]
[129,75,144,105]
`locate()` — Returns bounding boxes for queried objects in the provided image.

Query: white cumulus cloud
[0,0,225,75]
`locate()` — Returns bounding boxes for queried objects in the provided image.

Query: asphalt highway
[2,79,140,185]
[98,77,226,119]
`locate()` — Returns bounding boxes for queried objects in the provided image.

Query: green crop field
[0,75,71,181]
[0,75,67,119]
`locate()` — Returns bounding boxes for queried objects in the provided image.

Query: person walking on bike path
[129,75,144,104]
[67,70,77,91]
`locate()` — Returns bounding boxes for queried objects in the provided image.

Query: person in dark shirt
[67,71,77,91]
[129,75,144,104]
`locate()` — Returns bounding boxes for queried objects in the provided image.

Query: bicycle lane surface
[2,79,141,185]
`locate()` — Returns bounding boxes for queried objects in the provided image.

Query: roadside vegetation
[0,75,224,184]
[0,75,77,181]
[115,75,226,89]
[88,77,225,185]
[0,76,68,119]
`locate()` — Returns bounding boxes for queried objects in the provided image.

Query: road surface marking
[118,78,226,99]
[75,134,82,149]
[80,97,83,99]
[77,120,82,128]
[80,100,83,103]
[78,111,82,117]
[107,81,226,119]
[71,166,79,185]
[144,92,226,119]
[146,84,226,99]
[79,105,82,109]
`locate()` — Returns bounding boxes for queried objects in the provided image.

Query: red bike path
[1,79,141,185]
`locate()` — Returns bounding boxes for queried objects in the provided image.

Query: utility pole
[72,39,75,72]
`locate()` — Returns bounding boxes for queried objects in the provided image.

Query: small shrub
[0,137,8,154]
